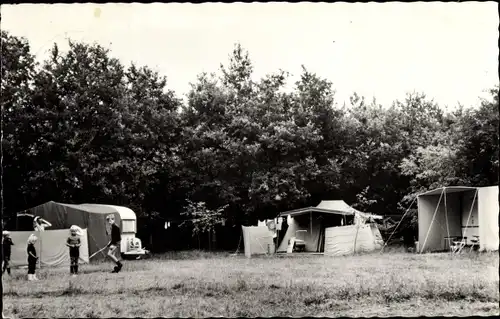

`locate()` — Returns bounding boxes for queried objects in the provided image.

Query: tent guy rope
[379,196,417,253]
[89,243,110,259]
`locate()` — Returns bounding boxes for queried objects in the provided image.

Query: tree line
[1,31,498,249]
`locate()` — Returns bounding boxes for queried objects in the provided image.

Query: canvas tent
[15,201,124,260]
[8,229,90,268]
[417,185,499,253]
[277,200,383,255]
[242,225,276,258]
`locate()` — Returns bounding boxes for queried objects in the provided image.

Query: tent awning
[279,200,384,219]
[279,207,354,217]
[417,186,478,197]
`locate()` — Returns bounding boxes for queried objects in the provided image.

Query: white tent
[417,185,499,253]
[242,225,275,258]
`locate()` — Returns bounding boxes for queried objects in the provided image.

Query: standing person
[403,226,416,253]
[106,214,123,273]
[27,234,39,281]
[33,216,52,232]
[2,231,14,276]
[66,226,82,277]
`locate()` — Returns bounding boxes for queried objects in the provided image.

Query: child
[33,216,51,232]
[66,226,82,276]
[106,214,123,273]
[27,234,39,281]
[2,231,14,276]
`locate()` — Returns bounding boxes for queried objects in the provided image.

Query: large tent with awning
[276,200,383,254]
[15,201,124,261]
[417,185,499,253]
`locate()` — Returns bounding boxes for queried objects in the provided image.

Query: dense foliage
[2,31,498,248]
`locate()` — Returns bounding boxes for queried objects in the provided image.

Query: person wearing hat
[106,214,123,273]
[2,231,14,276]
[66,226,82,277]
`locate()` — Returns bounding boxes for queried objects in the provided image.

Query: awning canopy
[279,207,354,217]
[279,200,383,219]
[417,186,478,197]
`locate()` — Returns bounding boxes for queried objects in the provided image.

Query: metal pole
[310,212,312,249]
[444,188,451,251]
[353,222,360,254]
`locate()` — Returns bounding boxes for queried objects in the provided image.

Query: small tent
[417,185,499,252]
[15,201,125,260]
[277,200,383,254]
[242,225,276,258]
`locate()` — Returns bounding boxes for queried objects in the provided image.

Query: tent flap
[324,224,381,256]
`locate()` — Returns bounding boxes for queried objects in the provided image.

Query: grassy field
[2,250,499,318]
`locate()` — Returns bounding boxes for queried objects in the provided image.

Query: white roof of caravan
[418,186,478,197]
[82,204,137,220]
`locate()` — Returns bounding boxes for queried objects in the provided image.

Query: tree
[12,39,182,217]
[453,87,499,186]
[1,31,37,220]
[180,200,228,236]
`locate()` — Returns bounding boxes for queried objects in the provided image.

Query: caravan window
[122,220,136,233]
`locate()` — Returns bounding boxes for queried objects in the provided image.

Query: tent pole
[310,212,312,250]
[353,222,360,254]
[443,187,451,252]
[39,231,42,269]
[420,189,445,253]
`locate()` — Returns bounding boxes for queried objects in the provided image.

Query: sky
[2,2,498,109]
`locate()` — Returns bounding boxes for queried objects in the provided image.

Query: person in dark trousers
[27,234,39,281]
[2,231,14,276]
[403,226,416,252]
[106,214,123,273]
[66,226,82,277]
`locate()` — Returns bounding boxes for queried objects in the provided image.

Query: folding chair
[293,230,307,252]
[450,236,467,254]
[469,236,480,252]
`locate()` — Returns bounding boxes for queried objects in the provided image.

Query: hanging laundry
[276,217,283,230]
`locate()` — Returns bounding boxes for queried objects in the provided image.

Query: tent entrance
[418,188,480,252]
[277,212,346,253]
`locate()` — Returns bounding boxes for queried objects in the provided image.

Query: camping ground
[2,250,499,318]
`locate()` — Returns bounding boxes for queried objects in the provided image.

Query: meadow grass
[2,250,499,318]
